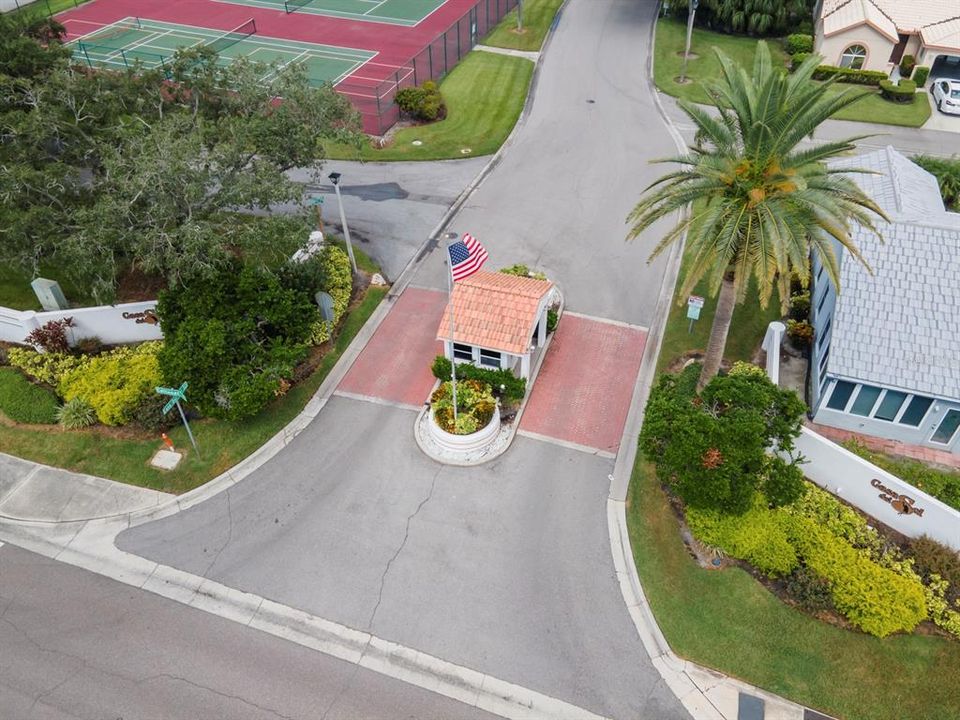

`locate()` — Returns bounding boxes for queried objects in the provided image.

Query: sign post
[155,382,200,458]
[686,295,704,333]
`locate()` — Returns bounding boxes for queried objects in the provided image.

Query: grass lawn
[0,263,97,311]
[654,18,930,128]
[0,285,388,495]
[325,51,533,161]
[482,0,564,52]
[626,456,960,720]
[10,0,86,17]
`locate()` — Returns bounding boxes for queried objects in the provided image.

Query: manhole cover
[460,148,472,154]
[412,140,423,146]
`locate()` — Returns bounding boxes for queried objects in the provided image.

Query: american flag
[448,233,488,282]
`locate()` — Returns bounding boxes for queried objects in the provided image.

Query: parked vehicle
[932,78,960,115]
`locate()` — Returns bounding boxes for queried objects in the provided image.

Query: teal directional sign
[154,382,199,457]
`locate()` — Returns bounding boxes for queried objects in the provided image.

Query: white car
[932,78,960,115]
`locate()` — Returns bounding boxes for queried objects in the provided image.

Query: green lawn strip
[482,0,564,52]
[0,368,58,424]
[10,0,88,18]
[626,455,960,720]
[0,286,387,495]
[324,51,533,161]
[653,18,928,127]
[0,262,97,311]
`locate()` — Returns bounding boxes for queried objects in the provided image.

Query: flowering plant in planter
[431,379,496,435]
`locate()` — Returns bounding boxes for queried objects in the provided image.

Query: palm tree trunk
[698,272,736,391]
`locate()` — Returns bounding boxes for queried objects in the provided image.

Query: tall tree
[627,43,887,388]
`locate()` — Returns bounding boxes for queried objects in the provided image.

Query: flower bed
[430,379,496,435]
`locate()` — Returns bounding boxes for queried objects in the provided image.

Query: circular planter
[428,404,501,453]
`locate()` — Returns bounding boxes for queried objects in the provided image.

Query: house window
[819,347,830,372]
[826,380,856,410]
[817,286,830,316]
[931,408,960,445]
[874,390,907,421]
[850,384,882,416]
[839,44,867,69]
[899,395,933,427]
[453,342,473,361]
[817,317,832,350]
[479,348,501,368]
[818,358,830,391]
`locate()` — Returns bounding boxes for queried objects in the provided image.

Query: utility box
[31,278,69,311]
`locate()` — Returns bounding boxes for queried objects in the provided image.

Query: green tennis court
[70,17,376,87]
[215,0,445,27]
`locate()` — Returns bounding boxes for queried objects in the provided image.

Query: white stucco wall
[817,25,896,72]
[0,301,163,346]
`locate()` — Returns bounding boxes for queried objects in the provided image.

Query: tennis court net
[92,17,142,42]
[204,18,257,54]
[283,0,313,13]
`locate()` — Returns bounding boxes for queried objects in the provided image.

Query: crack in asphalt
[202,490,234,578]
[366,467,443,630]
[137,673,298,720]
[316,661,362,720]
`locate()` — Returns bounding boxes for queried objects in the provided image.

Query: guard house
[437,270,555,380]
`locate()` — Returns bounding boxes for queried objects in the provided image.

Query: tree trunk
[698,272,736,391]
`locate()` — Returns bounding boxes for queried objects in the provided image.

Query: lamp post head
[443,231,459,245]
[328,172,341,186]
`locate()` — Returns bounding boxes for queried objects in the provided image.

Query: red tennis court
[56,0,519,133]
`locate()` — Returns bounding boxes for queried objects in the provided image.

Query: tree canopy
[0,16,362,301]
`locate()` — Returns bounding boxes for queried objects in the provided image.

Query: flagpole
[447,240,458,424]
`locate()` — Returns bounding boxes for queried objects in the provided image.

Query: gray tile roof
[827,146,960,400]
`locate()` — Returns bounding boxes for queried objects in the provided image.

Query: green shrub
[499,264,547,281]
[56,397,97,429]
[547,307,559,333]
[786,566,834,612]
[786,516,927,637]
[913,65,930,87]
[290,246,352,345]
[59,342,162,426]
[430,379,496,434]
[790,52,810,70]
[431,355,526,402]
[788,292,810,321]
[879,78,917,103]
[913,155,960,212]
[129,394,174,433]
[727,361,767,380]
[0,367,59,424]
[910,536,960,594]
[787,484,884,555]
[843,439,960,511]
[812,65,888,86]
[899,54,916,77]
[686,501,798,577]
[394,80,445,122]
[641,366,806,514]
[7,347,88,387]
[786,319,813,346]
[785,34,813,55]
[158,259,316,421]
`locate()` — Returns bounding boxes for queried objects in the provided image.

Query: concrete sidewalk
[0,453,170,523]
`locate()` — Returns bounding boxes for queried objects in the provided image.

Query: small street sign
[307,196,324,205]
[686,295,705,332]
[154,382,199,457]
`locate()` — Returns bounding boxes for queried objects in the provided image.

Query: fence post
[443,30,448,74]
[457,17,462,60]
[412,55,418,85]
[78,42,93,67]
[428,44,433,79]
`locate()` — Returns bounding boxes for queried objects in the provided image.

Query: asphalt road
[0,542,500,720]
[119,397,687,720]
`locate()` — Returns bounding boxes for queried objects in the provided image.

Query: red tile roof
[436,271,554,355]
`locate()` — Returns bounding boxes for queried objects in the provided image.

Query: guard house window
[479,349,501,368]
[817,317,832,350]
[839,44,867,69]
[874,390,907,421]
[899,395,933,427]
[453,343,473,361]
[826,380,856,410]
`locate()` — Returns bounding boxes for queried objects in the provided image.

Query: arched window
[839,44,867,69]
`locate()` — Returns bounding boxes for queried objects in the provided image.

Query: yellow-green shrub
[786,517,927,637]
[309,246,352,344]
[686,500,798,577]
[7,347,89,388]
[59,342,162,426]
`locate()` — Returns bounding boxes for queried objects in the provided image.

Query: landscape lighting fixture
[328,172,341,186]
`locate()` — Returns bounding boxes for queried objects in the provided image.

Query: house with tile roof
[814,0,960,79]
[436,270,555,380]
[810,146,960,453]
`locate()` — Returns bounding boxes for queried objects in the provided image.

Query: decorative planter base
[415,405,511,466]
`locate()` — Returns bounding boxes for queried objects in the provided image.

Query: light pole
[680,0,699,84]
[516,0,523,32]
[327,172,358,275]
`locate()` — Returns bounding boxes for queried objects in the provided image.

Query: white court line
[363,0,390,15]
[259,48,312,82]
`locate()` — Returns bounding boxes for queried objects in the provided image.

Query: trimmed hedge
[913,65,930,87]
[307,246,353,345]
[7,347,87,387]
[395,80,445,122]
[0,367,59,424]
[431,355,526,403]
[785,33,813,55]
[880,78,917,103]
[786,516,927,638]
[812,65,888,86]
[686,501,798,578]
[59,342,162,426]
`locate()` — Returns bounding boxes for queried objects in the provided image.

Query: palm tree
[628,42,888,389]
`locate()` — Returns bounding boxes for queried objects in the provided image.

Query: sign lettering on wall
[871,478,925,517]
[122,308,159,325]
